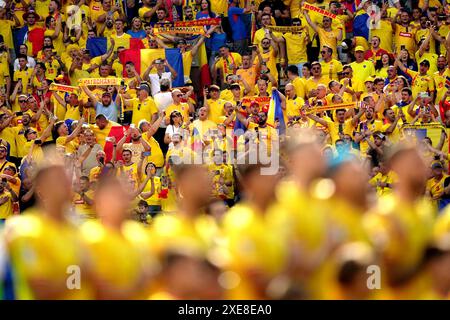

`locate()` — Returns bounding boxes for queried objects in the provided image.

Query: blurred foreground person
[330,242,377,300]
[221,156,287,299]
[149,164,223,299]
[365,145,435,299]
[272,130,330,299]
[80,176,158,299]
[5,155,94,299]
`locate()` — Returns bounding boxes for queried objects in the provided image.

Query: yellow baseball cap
[355,46,365,52]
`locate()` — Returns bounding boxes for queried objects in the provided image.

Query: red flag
[28,27,45,56]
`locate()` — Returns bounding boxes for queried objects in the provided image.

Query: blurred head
[329,160,369,209]
[285,133,326,186]
[174,164,212,208]
[95,176,131,225]
[389,147,427,194]
[371,36,380,49]
[35,165,72,212]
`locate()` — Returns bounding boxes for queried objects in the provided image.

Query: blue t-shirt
[126,30,146,39]
[210,32,227,52]
[96,102,118,122]
[228,7,247,41]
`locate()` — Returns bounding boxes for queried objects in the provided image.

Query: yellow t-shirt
[0,191,13,219]
[80,219,156,298]
[404,69,435,99]
[207,98,227,124]
[72,189,95,216]
[317,27,341,59]
[129,97,158,126]
[350,60,376,83]
[139,176,161,206]
[284,31,309,64]
[142,132,165,168]
[320,59,343,81]
[286,96,305,119]
[215,53,242,82]
[394,24,416,55]
[56,136,78,154]
[6,210,94,299]
[165,103,190,124]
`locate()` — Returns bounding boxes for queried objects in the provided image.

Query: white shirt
[153,91,173,128]
[165,125,189,149]
[14,56,36,71]
[148,72,172,97]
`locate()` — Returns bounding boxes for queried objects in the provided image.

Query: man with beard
[81,85,119,122]
[254,36,280,81]
[382,107,407,143]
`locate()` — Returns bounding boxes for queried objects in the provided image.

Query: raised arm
[100,38,115,63]
[303,10,319,33]
[65,118,85,144]
[164,59,178,80]
[80,84,99,106]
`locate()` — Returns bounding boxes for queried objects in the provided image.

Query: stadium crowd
[0,0,449,300]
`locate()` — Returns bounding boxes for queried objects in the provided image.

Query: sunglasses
[341,72,349,75]
[312,67,321,70]
[262,42,270,45]
[292,23,301,26]
[176,94,183,97]
[19,100,27,103]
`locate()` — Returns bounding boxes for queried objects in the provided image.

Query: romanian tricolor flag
[267,90,286,135]
[91,122,129,162]
[191,126,203,153]
[402,123,447,152]
[198,42,211,93]
[119,48,185,87]
[26,27,45,56]
[87,37,144,57]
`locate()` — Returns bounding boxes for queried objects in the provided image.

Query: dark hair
[45,16,54,28]
[144,162,156,175]
[36,62,46,71]
[199,0,216,18]
[261,13,271,20]
[52,121,66,141]
[169,111,182,125]
[80,176,90,183]
[375,53,393,71]
[401,87,412,96]
[337,260,365,286]
[17,54,27,60]
[287,65,299,76]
